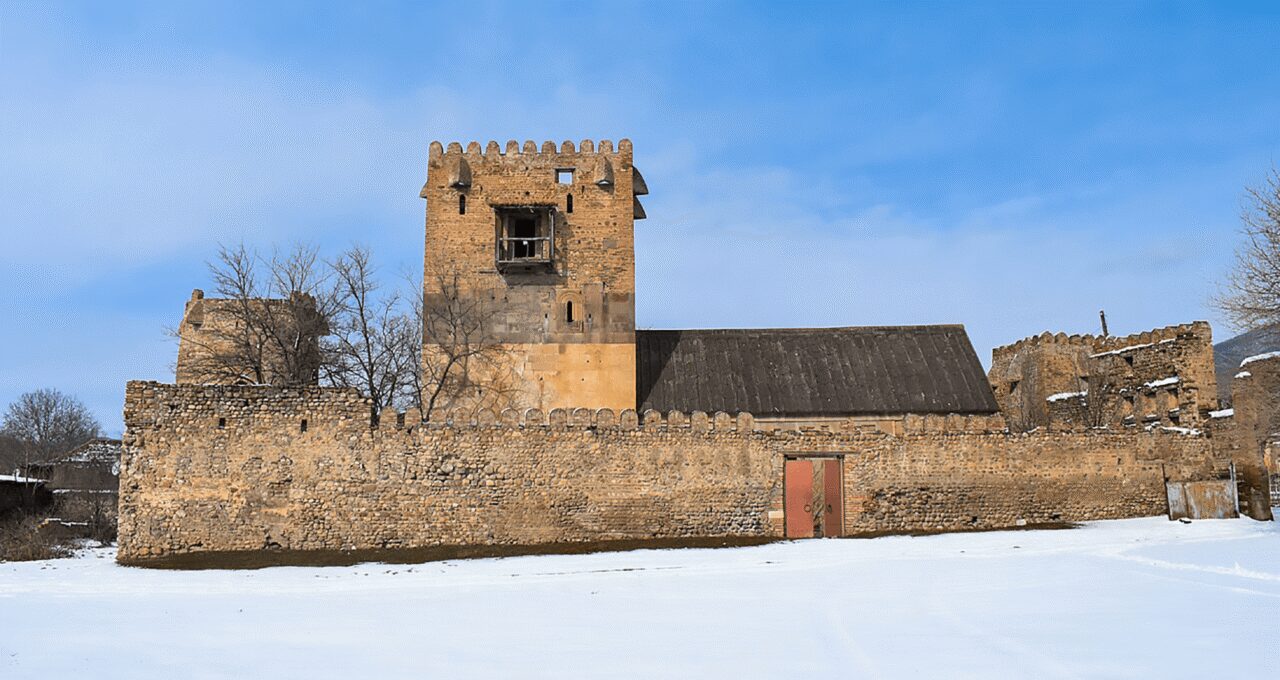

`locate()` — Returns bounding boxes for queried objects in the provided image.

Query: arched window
[566,300,575,323]
[566,193,574,213]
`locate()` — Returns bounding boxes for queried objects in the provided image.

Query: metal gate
[784,457,843,538]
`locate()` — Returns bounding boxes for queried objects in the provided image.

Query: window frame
[494,205,557,272]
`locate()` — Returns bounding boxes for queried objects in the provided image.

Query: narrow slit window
[459,194,466,215]
[566,193,573,213]
[566,301,575,323]
[217,417,226,429]
[300,419,308,433]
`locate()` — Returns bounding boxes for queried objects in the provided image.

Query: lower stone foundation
[117,382,1224,564]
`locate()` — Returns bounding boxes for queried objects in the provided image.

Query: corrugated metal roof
[636,326,999,417]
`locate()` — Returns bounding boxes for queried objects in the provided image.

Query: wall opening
[300,419,308,433]
[495,206,555,271]
[556,168,574,184]
[217,417,226,429]
[459,194,466,215]
[784,456,844,538]
[566,193,573,213]
[566,301,575,323]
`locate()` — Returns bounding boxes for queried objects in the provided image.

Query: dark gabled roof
[636,326,999,417]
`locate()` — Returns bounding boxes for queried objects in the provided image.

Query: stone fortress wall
[117,381,1221,563]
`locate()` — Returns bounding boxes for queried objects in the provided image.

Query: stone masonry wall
[991,322,1218,430]
[118,382,1223,563]
[1209,355,1278,519]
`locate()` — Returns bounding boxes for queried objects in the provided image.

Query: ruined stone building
[176,288,325,386]
[25,437,121,537]
[989,322,1218,431]
[992,322,1274,519]
[116,138,1273,565]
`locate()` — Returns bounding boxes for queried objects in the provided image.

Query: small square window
[556,168,574,185]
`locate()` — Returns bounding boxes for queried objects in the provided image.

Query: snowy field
[2,518,1278,679]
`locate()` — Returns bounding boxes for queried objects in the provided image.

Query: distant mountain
[1214,326,1280,402]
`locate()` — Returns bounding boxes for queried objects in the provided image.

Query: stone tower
[420,139,647,414]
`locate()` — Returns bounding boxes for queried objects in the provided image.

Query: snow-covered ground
[2,517,1278,679]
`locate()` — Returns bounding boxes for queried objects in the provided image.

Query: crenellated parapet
[992,321,1212,359]
[374,405,760,434]
[424,139,640,208]
[428,138,634,161]
[901,413,1008,435]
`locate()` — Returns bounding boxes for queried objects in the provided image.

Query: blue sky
[3,1,1279,434]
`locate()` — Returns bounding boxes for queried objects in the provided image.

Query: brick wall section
[117,381,1223,563]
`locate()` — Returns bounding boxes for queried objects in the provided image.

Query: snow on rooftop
[1209,408,1235,419]
[56,438,122,464]
[1142,376,1179,389]
[1240,350,1280,367]
[1235,371,1252,379]
[1046,390,1087,402]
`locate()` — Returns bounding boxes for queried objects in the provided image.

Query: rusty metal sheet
[1167,480,1238,520]
[785,459,814,538]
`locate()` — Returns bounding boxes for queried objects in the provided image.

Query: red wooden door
[785,459,814,538]
[822,458,843,537]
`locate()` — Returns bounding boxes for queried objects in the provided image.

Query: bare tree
[420,270,522,421]
[323,246,421,417]
[1003,364,1050,433]
[177,243,336,386]
[1216,169,1280,332]
[1080,356,1121,428]
[179,242,519,420]
[1,389,101,466]
[1002,353,1119,432]
[1,389,101,517]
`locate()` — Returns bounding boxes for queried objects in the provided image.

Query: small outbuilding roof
[636,326,999,417]
[53,438,122,465]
